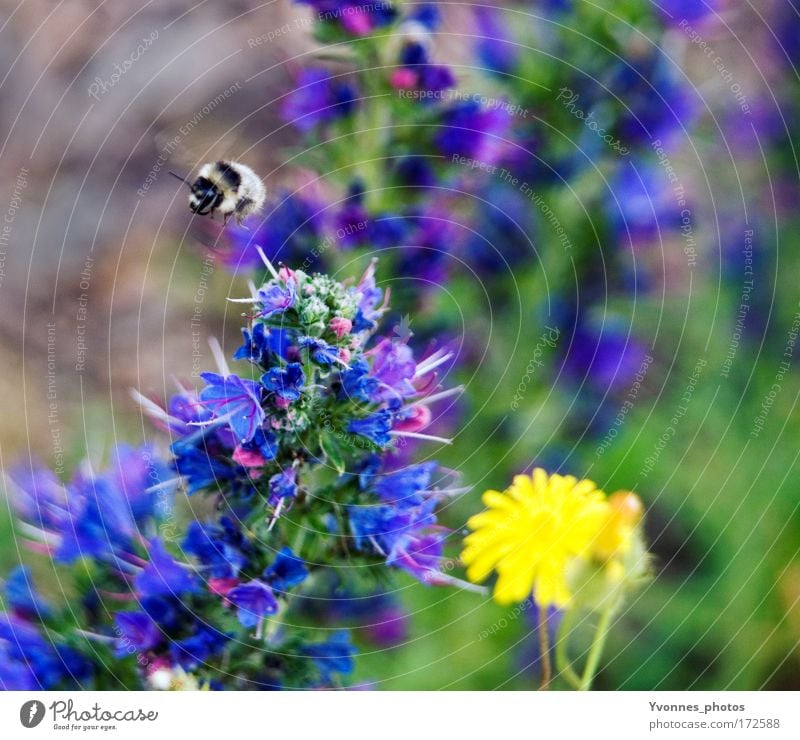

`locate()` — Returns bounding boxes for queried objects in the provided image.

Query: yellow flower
[461,469,611,607]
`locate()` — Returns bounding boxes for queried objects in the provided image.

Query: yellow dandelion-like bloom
[461,468,611,607]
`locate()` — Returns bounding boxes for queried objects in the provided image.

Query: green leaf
[319,431,347,474]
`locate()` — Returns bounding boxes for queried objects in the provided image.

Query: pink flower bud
[329,316,353,339]
[232,446,265,468]
[390,68,418,90]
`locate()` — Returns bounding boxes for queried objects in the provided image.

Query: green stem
[554,607,582,690]
[579,601,617,691]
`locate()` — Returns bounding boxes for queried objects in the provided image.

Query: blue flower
[0,614,92,689]
[226,191,324,270]
[373,462,438,507]
[301,631,356,684]
[234,323,291,366]
[135,539,199,598]
[8,463,69,533]
[473,6,518,77]
[258,280,297,318]
[435,101,512,163]
[348,409,393,447]
[337,358,380,403]
[261,362,306,402]
[227,580,279,628]
[295,0,396,36]
[170,623,231,670]
[349,498,437,554]
[299,336,340,365]
[199,372,265,444]
[105,444,176,524]
[263,547,309,593]
[114,611,161,655]
[171,444,240,495]
[3,566,51,620]
[281,68,358,132]
[242,427,279,461]
[267,469,297,507]
[56,478,136,563]
[657,0,718,26]
[183,517,251,579]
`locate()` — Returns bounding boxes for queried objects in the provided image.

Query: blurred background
[1,0,799,689]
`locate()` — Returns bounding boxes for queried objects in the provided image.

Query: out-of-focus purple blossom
[56,478,136,563]
[8,463,69,533]
[368,339,417,401]
[183,516,252,579]
[135,539,199,599]
[0,614,92,689]
[608,160,683,244]
[3,566,51,620]
[225,191,324,270]
[657,0,718,26]
[561,315,650,395]
[227,579,279,628]
[473,6,519,77]
[281,68,358,132]
[199,372,265,445]
[605,49,698,147]
[115,611,162,655]
[267,468,297,507]
[263,547,309,593]
[106,444,176,524]
[435,101,513,164]
[301,631,356,684]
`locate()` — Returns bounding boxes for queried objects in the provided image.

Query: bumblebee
[172,160,266,225]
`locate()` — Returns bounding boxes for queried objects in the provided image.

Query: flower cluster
[1,259,463,690]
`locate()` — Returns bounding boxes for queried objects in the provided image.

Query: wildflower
[473,6,519,77]
[281,68,358,132]
[301,631,357,684]
[3,566,51,620]
[261,362,306,402]
[227,579,279,628]
[114,611,162,654]
[263,547,309,593]
[234,323,290,366]
[435,101,512,164]
[258,279,297,319]
[299,336,340,365]
[267,469,298,507]
[198,372,265,444]
[225,191,324,269]
[134,539,199,599]
[461,469,611,607]
[182,517,252,578]
[348,409,394,447]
